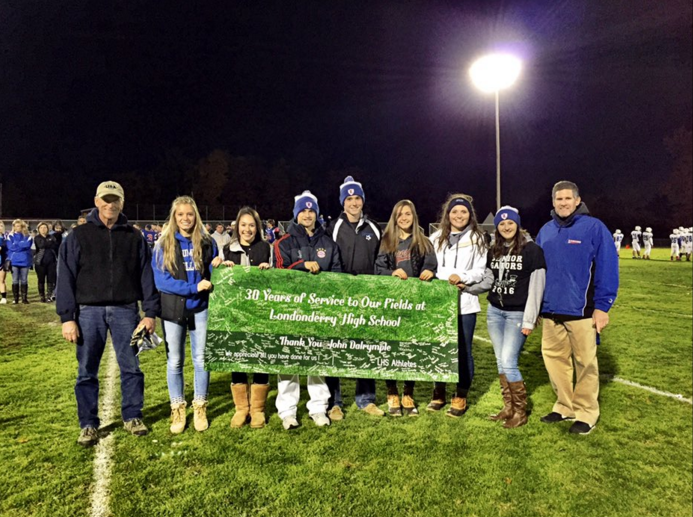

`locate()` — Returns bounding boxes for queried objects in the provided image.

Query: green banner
[205,267,459,382]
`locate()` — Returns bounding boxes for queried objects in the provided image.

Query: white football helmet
[674,229,680,234]
[615,229,621,234]
[635,226,641,231]
[646,227,652,232]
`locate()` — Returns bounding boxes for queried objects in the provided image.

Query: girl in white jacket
[428,194,488,417]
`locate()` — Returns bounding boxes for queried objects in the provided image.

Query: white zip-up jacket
[430,228,487,315]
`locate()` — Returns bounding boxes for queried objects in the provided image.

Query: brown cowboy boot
[503,381,528,429]
[489,374,513,421]
[249,383,270,429]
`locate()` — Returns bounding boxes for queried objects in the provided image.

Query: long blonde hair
[435,193,486,252]
[12,219,29,236]
[380,200,432,256]
[156,196,208,274]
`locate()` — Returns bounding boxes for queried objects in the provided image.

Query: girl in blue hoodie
[7,219,34,304]
[153,196,222,434]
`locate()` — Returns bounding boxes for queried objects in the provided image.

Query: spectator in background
[264,219,281,244]
[142,224,157,247]
[0,221,7,304]
[34,222,59,303]
[52,220,68,247]
[7,219,34,304]
[211,223,231,256]
[77,215,87,226]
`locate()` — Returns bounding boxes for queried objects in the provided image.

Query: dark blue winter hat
[339,176,365,206]
[293,190,320,220]
[494,206,521,228]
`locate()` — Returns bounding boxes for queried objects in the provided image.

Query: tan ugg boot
[230,383,250,428]
[170,401,187,434]
[503,381,528,429]
[489,374,513,421]
[192,399,209,432]
[426,383,447,412]
[249,384,270,429]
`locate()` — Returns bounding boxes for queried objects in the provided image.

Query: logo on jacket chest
[567,239,582,244]
[316,248,327,259]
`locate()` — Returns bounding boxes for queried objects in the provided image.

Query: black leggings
[434,313,477,397]
[35,263,57,290]
[232,372,269,384]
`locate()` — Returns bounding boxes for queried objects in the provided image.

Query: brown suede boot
[489,374,513,421]
[230,383,250,428]
[503,381,528,428]
[426,383,447,412]
[249,384,270,429]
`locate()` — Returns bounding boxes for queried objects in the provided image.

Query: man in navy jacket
[57,181,160,447]
[536,180,618,435]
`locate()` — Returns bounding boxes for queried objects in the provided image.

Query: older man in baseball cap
[57,181,160,446]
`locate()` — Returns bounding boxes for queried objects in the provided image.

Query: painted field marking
[90,344,118,517]
[473,336,692,405]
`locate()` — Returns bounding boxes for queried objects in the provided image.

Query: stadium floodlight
[469,53,522,211]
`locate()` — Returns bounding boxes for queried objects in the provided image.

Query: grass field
[0,248,691,517]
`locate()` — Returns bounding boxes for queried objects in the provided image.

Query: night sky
[1,1,691,229]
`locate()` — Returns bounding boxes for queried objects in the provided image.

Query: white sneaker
[310,413,331,427]
[0,298,6,304]
[282,416,299,430]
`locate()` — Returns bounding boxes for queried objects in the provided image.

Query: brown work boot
[192,399,209,432]
[249,383,270,429]
[489,374,513,421]
[170,401,187,434]
[426,383,447,412]
[446,396,468,418]
[503,381,528,429]
[387,394,402,417]
[230,383,250,428]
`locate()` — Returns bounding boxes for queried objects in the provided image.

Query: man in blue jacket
[536,181,618,435]
[57,181,160,447]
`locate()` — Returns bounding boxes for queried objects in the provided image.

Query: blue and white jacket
[536,204,618,319]
[6,232,34,268]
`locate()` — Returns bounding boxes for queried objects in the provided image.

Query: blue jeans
[163,310,210,403]
[327,377,376,409]
[75,304,144,429]
[11,266,29,285]
[486,304,527,383]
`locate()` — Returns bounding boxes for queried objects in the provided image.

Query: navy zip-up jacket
[274,221,342,273]
[536,204,618,319]
[56,209,160,323]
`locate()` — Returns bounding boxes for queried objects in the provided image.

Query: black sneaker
[540,412,575,423]
[569,421,595,435]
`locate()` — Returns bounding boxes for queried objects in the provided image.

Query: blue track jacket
[536,204,618,318]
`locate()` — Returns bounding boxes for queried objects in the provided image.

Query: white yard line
[473,336,692,405]
[90,344,118,517]
[602,375,693,405]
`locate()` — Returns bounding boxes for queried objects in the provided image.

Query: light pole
[469,53,522,211]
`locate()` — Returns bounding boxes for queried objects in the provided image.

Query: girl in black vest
[153,196,222,434]
[223,207,273,429]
